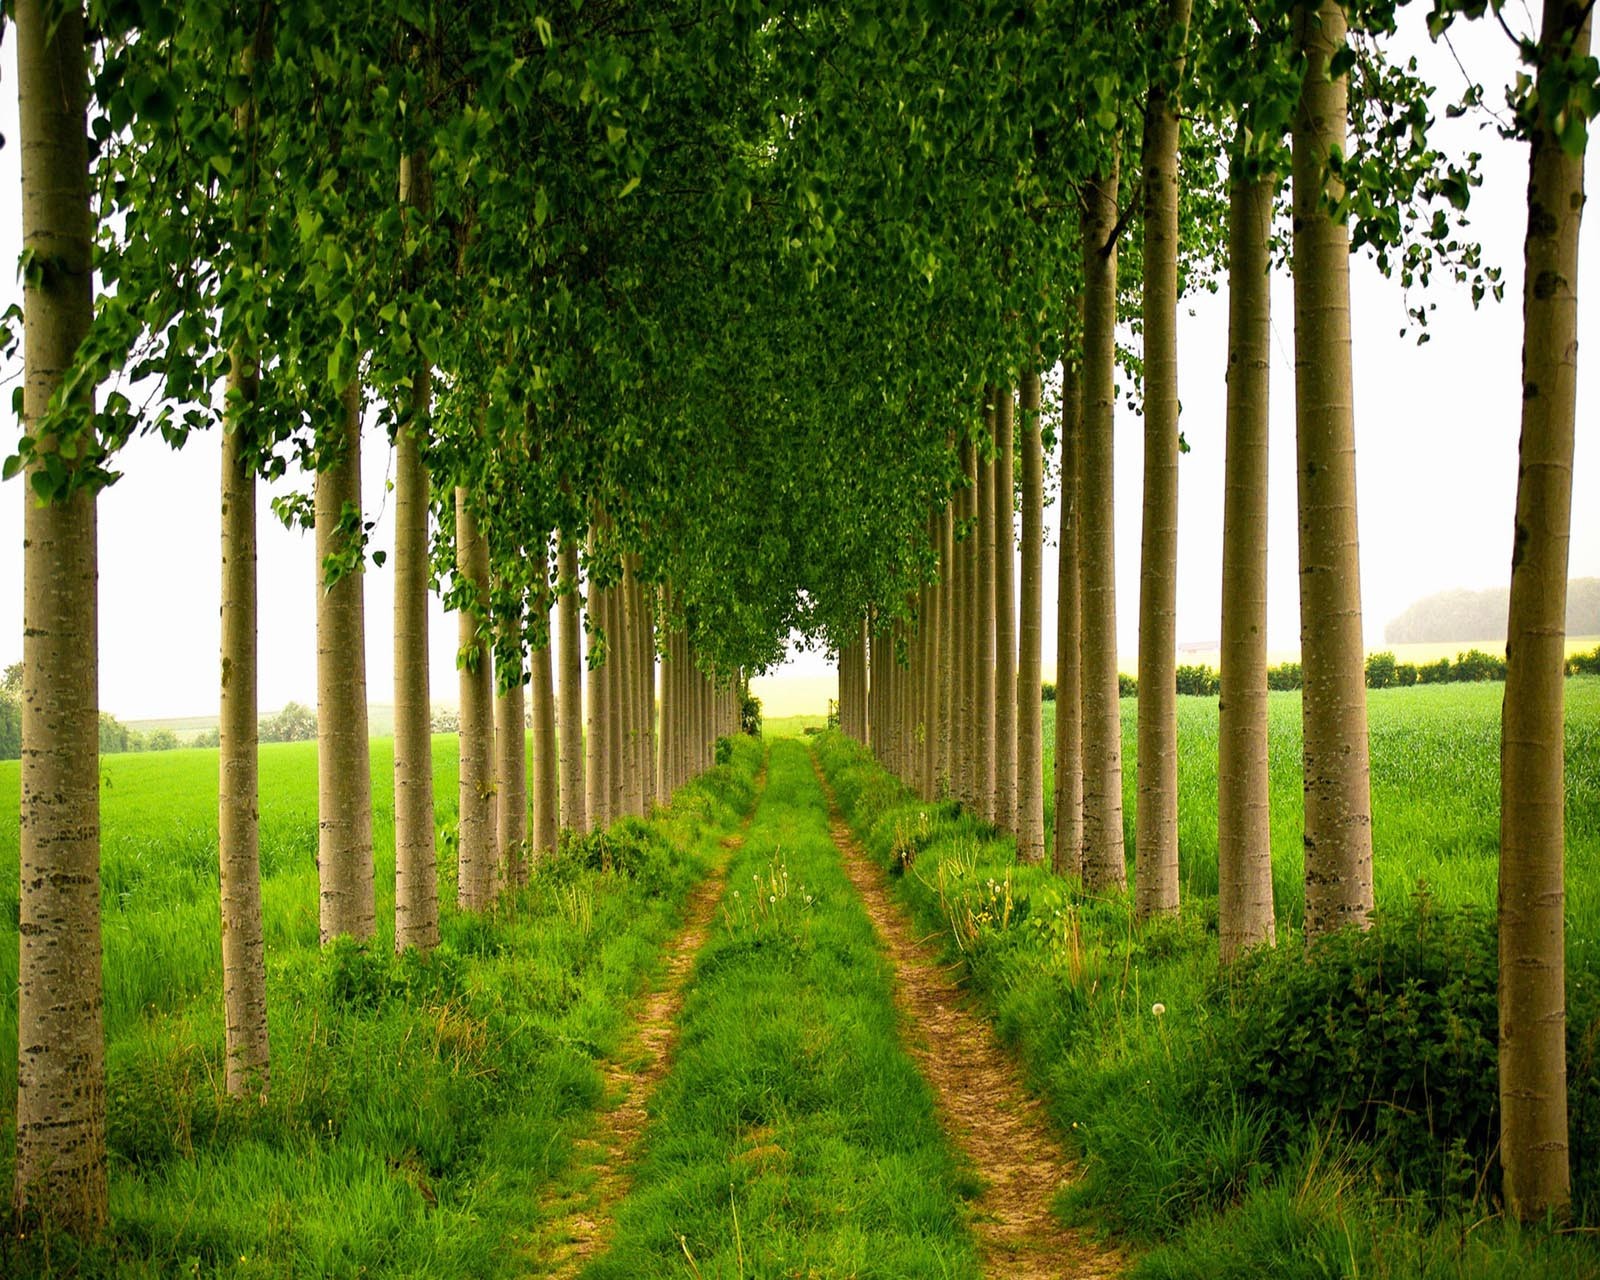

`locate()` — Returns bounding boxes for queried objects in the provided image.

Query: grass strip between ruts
[580,737,984,1279]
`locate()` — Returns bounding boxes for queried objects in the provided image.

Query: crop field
[1043,678,1600,943]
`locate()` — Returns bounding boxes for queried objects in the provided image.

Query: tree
[1292,0,1374,941]
[558,535,587,830]
[1016,369,1046,864]
[456,485,498,910]
[1217,162,1277,964]
[316,387,376,943]
[1493,0,1591,1222]
[993,391,1017,828]
[12,0,106,1229]
[1054,306,1086,878]
[1079,157,1128,894]
[1134,0,1193,923]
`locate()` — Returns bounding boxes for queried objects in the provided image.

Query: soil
[811,752,1124,1280]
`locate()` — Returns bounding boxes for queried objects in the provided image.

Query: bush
[1119,673,1139,698]
[1176,664,1221,697]
[741,689,763,736]
[1042,680,1056,702]
[1212,896,1591,1206]
[1570,645,1600,676]
[1418,657,1453,684]
[1395,662,1420,687]
[1365,651,1400,689]
[1453,649,1506,683]
[1266,661,1302,691]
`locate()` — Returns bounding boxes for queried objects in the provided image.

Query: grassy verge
[582,737,982,1279]
[816,680,1600,1280]
[1,735,764,1277]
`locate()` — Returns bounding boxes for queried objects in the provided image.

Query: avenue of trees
[7,0,1593,1240]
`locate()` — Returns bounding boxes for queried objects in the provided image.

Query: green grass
[583,738,983,1279]
[759,713,829,738]
[1042,679,1600,948]
[819,678,1600,1279]
[0,735,764,1277]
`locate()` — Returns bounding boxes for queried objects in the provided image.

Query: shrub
[1365,651,1399,689]
[1119,673,1139,698]
[1214,898,1504,1203]
[1453,649,1506,683]
[1042,681,1056,702]
[1418,657,1453,684]
[1570,645,1600,676]
[1395,662,1420,687]
[1176,664,1221,697]
[740,689,763,735]
[1266,661,1302,691]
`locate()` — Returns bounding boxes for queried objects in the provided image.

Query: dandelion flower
[1151,1003,1166,1017]
[769,894,776,904]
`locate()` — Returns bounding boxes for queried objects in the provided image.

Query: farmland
[3,682,1596,1275]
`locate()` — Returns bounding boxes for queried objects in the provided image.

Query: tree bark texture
[455,487,498,911]
[994,389,1018,830]
[1135,0,1192,922]
[1080,161,1128,892]
[316,386,375,940]
[1218,167,1277,966]
[1293,0,1374,941]
[1498,0,1588,1222]
[14,0,106,1227]
[1017,370,1046,865]
[1055,306,1086,878]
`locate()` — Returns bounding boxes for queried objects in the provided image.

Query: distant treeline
[1385,578,1600,644]
[1040,645,1600,702]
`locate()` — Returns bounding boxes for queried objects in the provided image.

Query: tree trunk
[1218,167,1277,966]
[585,556,608,829]
[494,586,527,889]
[558,535,586,833]
[976,415,997,824]
[953,435,966,806]
[530,539,560,865]
[1080,159,1128,893]
[1293,0,1374,941]
[1017,370,1046,864]
[938,499,956,796]
[317,386,376,940]
[220,350,271,1098]
[393,369,436,947]
[621,558,643,817]
[994,390,1017,830]
[921,521,940,799]
[1498,0,1588,1222]
[607,579,626,818]
[1054,303,1086,878]
[394,153,436,950]
[1135,0,1192,923]
[455,486,497,911]
[13,0,106,1228]
[641,578,657,811]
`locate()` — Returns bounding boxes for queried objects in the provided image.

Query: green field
[3,684,1597,1275]
[816,677,1600,1277]
[0,736,765,1276]
[1042,678,1600,935]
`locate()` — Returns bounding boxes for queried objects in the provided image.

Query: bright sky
[2,14,1597,722]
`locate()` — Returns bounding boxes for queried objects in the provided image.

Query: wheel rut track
[810,750,1123,1280]
[534,755,768,1278]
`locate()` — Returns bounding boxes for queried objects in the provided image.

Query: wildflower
[769,895,776,904]
[1151,1003,1166,1017]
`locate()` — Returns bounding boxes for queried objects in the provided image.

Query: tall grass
[0,734,764,1277]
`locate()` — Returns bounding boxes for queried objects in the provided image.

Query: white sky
[1,14,1597,721]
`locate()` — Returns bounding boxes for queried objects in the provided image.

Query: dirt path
[533,761,766,1278]
[810,754,1123,1280]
